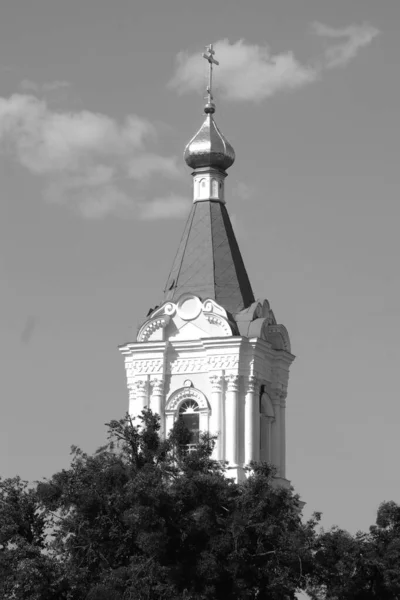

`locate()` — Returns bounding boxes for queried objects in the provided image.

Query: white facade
[120,293,294,484]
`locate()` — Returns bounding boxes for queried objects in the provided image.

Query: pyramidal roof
[163,200,254,315]
[162,44,254,316]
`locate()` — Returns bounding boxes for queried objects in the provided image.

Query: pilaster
[244,376,260,465]
[150,378,165,436]
[209,373,224,460]
[225,374,239,466]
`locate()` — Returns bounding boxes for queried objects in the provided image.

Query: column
[225,374,239,466]
[266,416,273,462]
[150,378,165,438]
[270,390,281,476]
[244,376,259,465]
[128,386,136,419]
[134,379,148,414]
[280,394,287,479]
[209,374,223,460]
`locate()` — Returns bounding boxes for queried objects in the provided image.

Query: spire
[163,44,254,315]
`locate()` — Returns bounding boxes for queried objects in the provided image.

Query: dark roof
[163,200,255,314]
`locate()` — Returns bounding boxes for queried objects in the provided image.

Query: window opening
[179,400,200,451]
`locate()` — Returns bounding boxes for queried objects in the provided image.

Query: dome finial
[202,44,219,114]
[184,43,235,173]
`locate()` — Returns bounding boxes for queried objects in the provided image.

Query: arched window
[211,178,219,198]
[179,399,200,447]
[199,178,207,199]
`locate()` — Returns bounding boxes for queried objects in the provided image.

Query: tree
[306,501,400,600]
[0,476,66,599]
[0,410,319,599]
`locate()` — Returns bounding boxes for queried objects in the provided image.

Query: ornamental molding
[129,359,164,376]
[165,386,210,413]
[225,374,239,392]
[167,354,239,374]
[209,355,239,370]
[138,295,232,340]
[137,316,170,343]
[169,357,208,374]
[204,313,232,336]
[150,378,164,395]
[267,324,291,353]
[245,376,259,395]
[209,374,223,392]
[133,379,147,393]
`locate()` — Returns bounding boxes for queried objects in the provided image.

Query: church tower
[119,45,294,484]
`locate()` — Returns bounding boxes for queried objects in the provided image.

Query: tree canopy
[1,410,399,599]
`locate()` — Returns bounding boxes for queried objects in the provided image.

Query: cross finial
[202,44,219,106]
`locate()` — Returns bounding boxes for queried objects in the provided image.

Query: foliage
[0,410,318,599]
[307,501,400,599]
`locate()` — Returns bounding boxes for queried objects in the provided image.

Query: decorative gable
[137,294,234,342]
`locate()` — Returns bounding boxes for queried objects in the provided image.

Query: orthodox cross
[202,44,219,103]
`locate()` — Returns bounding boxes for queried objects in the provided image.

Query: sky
[0,0,398,547]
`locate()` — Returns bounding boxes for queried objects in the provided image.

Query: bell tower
[119,45,294,484]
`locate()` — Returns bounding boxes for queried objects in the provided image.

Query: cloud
[139,195,189,220]
[19,79,70,93]
[0,93,185,219]
[313,22,380,68]
[170,24,379,102]
[170,39,317,102]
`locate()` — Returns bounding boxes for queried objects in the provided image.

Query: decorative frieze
[209,355,239,370]
[169,357,207,374]
[168,354,239,374]
[129,359,164,376]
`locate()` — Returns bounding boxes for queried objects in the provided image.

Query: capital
[150,378,164,395]
[270,387,287,405]
[245,376,259,395]
[209,374,223,392]
[134,379,147,393]
[225,374,239,392]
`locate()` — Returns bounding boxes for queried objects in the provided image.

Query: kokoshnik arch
[119,45,294,484]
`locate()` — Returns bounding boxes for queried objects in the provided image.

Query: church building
[119,45,294,485]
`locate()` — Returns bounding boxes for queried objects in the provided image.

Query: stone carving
[131,359,164,375]
[245,376,259,394]
[209,355,239,370]
[169,357,207,374]
[150,378,164,395]
[209,374,223,392]
[137,317,169,342]
[205,314,232,336]
[267,325,291,352]
[133,379,147,393]
[165,386,210,412]
[225,374,239,392]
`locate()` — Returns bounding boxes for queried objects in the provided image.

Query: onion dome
[184,102,235,172]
